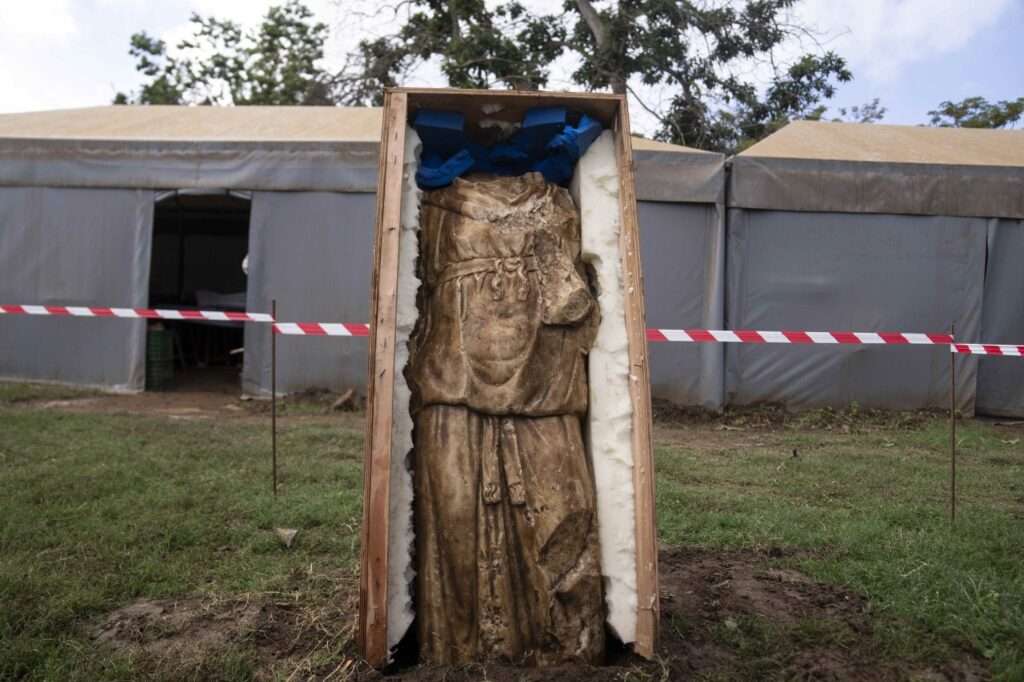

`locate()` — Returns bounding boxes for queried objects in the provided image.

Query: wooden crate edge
[359,90,408,667]
[614,103,660,658]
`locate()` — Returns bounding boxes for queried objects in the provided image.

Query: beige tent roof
[0,105,383,143]
[630,135,711,154]
[741,120,1024,168]
[0,104,705,153]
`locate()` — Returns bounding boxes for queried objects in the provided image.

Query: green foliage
[834,97,887,124]
[663,50,854,153]
[342,0,567,106]
[794,97,887,143]
[805,97,887,125]
[342,0,854,153]
[928,96,1024,129]
[115,1,335,106]
[0,381,99,404]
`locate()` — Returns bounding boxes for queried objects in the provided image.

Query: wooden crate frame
[358,87,658,666]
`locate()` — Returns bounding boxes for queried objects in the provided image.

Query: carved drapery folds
[407,172,605,665]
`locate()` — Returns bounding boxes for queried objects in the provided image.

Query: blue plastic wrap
[417,149,477,189]
[547,114,602,160]
[520,107,567,155]
[412,106,603,189]
[413,109,466,156]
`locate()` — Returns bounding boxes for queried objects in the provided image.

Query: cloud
[0,0,77,41]
[795,0,1014,83]
[161,1,350,60]
[0,0,83,112]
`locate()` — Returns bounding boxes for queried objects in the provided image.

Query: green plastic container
[146,327,174,390]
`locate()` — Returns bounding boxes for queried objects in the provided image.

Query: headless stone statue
[407,172,605,665]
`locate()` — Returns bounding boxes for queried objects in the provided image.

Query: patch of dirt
[10,386,367,425]
[652,420,786,452]
[95,597,266,661]
[653,399,938,434]
[38,398,103,409]
[93,571,361,680]
[93,549,988,681]
[13,389,255,418]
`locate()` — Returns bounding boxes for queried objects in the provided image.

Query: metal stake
[272,298,278,498]
[950,322,956,524]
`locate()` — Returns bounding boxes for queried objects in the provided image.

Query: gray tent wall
[977,218,1024,417]
[241,191,375,396]
[724,121,1024,414]
[0,186,153,391]
[633,145,726,409]
[724,206,983,412]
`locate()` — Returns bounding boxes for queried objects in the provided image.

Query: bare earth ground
[89,546,988,682]
[3,382,1019,680]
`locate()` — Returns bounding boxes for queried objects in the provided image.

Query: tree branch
[574,0,625,94]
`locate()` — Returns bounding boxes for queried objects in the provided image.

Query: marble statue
[407,171,605,665]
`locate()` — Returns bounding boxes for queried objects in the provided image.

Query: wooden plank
[358,90,408,667]
[613,97,660,658]
[357,91,389,661]
[400,86,621,100]
[401,87,621,133]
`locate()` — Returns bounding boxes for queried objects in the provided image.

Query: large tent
[0,105,724,403]
[633,137,725,409]
[728,121,1024,415]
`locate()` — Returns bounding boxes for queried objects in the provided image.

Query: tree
[834,98,887,124]
[927,97,1024,129]
[118,0,858,154]
[339,1,568,105]
[340,0,854,153]
[115,1,336,106]
[804,98,887,124]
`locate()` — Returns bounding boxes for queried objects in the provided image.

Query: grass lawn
[654,407,1024,679]
[1,382,1022,680]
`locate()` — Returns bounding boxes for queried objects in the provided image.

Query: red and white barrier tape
[0,304,272,323]
[272,322,369,337]
[645,329,953,345]
[272,324,954,345]
[6,305,1022,354]
[951,343,1024,357]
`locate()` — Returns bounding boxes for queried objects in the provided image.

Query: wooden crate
[359,87,657,666]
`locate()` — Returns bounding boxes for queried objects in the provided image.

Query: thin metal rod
[950,322,956,523]
[174,194,186,304]
[272,298,278,498]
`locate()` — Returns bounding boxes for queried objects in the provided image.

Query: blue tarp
[414,107,603,189]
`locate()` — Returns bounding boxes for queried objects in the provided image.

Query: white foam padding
[386,128,638,651]
[386,126,422,655]
[571,130,638,643]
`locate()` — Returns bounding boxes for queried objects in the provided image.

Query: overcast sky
[1,0,1021,134]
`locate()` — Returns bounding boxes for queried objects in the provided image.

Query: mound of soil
[655,548,984,681]
[93,548,987,681]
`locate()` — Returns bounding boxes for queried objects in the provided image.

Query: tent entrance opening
[147,192,251,391]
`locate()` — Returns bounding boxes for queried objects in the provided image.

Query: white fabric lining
[386,128,639,655]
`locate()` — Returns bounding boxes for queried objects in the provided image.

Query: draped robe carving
[407,172,605,665]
